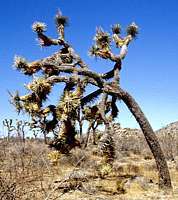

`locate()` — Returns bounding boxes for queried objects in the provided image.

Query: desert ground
[1,122,178,200]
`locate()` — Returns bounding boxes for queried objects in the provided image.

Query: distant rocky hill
[155,121,178,160]
[112,123,142,137]
[113,121,178,136]
[156,121,178,136]
[112,121,178,159]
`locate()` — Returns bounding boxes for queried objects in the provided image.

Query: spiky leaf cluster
[57,89,81,121]
[23,101,40,114]
[14,56,40,75]
[10,78,53,115]
[127,22,138,38]
[10,92,40,115]
[83,105,98,119]
[112,24,121,34]
[55,11,68,27]
[32,22,47,33]
[25,78,52,100]
[14,56,28,72]
[90,28,111,58]
[9,91,23,113]
[89,45,99,57]
[94,27,111,49]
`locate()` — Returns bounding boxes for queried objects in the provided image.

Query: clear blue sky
[0,0,178,132]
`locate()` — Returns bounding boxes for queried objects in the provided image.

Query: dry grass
[1,128,178,199]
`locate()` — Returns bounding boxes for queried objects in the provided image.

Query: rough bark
[110,87,172,189]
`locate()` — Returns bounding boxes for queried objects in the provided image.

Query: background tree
[10,11,172,189]
[3,119,29,142]
[2,119,14,141]
[13,120,29,143]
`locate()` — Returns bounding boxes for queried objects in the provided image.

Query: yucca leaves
[89,45,99,57]
[95,27,110,45]
[13,56,28,71]
[8,91,23,114]
[32,22,47,33]
[126,22,138,38]
[112,24,121,34]
[26,78,52,100]
[55,10,68,27]
[94,27,111,51]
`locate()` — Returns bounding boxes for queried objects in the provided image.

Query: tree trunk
[118,88,172,190]
[84,122,93,148]
[43,131,48,144]
[92,127,97,145]
[79,120,83,143]
[105,85,172,189]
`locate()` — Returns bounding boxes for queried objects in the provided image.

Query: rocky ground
[1,121,178,199]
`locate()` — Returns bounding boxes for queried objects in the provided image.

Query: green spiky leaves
[9,91,23,114]
[112,22,138,38]
[26,78,52,101]
[112,24,121,34]
[32,22,47,33]
[13,55,29,74]
[126,22,138,38]
[95,27,111,49]
[55,10,68,27]
[90,23,138,60]
[13,56,40,75]
[14,56,28,69]
[55,10,68,40]
[89,27,111,59]
[89,45,99,57]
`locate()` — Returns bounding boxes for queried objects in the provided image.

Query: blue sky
[0,0,178,133]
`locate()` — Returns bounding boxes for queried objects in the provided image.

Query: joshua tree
[10,11,172,189]
[3,119,29,142]
[2,119,14,141]
[14,120,29,142]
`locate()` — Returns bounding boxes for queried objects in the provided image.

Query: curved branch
[37,32,63,46]
[104,85,172,189]
[49,65,104,87]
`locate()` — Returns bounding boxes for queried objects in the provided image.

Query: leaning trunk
[117,88,172,189]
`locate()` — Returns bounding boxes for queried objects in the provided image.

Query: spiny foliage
[25,78,52,100]
[112,24,121,34]
[32,22,47,33]
[55,10,68,27]
[126,22,139,38]
[10,10,137,157]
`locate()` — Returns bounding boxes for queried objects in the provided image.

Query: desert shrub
[0,176,16,200]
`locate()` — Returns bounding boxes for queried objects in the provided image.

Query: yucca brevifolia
[10,11,172,189]
[2,119,15,141]
[14,120,29,142]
